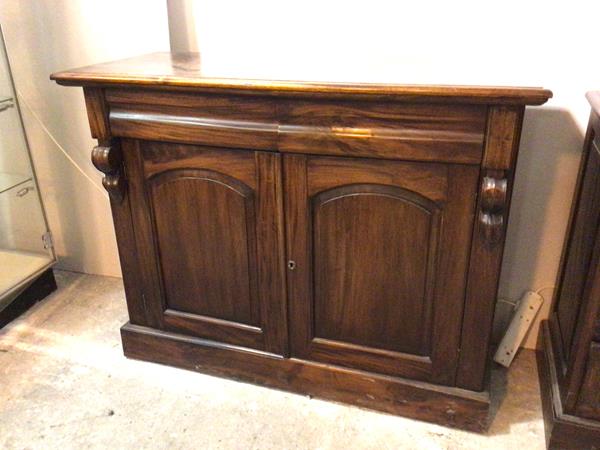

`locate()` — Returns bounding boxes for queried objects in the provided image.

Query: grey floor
[1,270,546,449]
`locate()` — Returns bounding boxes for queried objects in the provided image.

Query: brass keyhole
[287,260,296,270]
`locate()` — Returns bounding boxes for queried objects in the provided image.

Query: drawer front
[106,88,486,164]
[277,99,486,164]
[107,89,279,151]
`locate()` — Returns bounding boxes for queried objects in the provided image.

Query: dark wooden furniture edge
[586,91,600,118]
[455,105,525,391]
[0,269,57,328]
[50,53,552,105]
[121,321,490,432]
[537,321,600,449]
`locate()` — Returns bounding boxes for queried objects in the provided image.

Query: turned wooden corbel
[478,174,508,246]
[91,140,126,203]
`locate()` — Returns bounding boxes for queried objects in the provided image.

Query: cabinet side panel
[560,115,600,412]
[556,132,600,358]
[456,105,524,391]
[563,205,600,412]
[575,342,600,420]
[83,88,147,325]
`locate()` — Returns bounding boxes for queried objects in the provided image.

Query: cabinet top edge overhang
[51,52,552,106]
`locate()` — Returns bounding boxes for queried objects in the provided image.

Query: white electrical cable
[16,90,108,198]
[535,286,555,296]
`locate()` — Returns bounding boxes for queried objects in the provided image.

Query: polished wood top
[587,92,600,117]
[51,52,552,105]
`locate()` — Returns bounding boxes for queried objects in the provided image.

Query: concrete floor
[1,270,546,449]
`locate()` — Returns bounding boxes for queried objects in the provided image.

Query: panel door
[125,140,287,354]
[284,154,479,385]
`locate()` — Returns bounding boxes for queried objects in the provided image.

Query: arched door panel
[284,154,478,385]
[125,141,287,354]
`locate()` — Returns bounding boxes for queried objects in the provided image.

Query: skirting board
[537,321,600,449]
[121,322,490,432]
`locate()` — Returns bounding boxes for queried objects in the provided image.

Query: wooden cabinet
[51,52,551,432]
[538,92,600,449]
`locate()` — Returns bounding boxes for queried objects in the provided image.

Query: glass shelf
[0,172,32,194]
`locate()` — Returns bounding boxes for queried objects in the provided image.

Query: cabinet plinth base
[537,321,600,449]
[121,322,490,432]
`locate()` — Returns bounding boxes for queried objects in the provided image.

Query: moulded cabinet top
[51,52,552,105]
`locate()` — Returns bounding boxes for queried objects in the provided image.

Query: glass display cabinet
[0,25,56,326]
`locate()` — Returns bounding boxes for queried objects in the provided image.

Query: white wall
[169,0,599,348]
[0,0,170,276]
